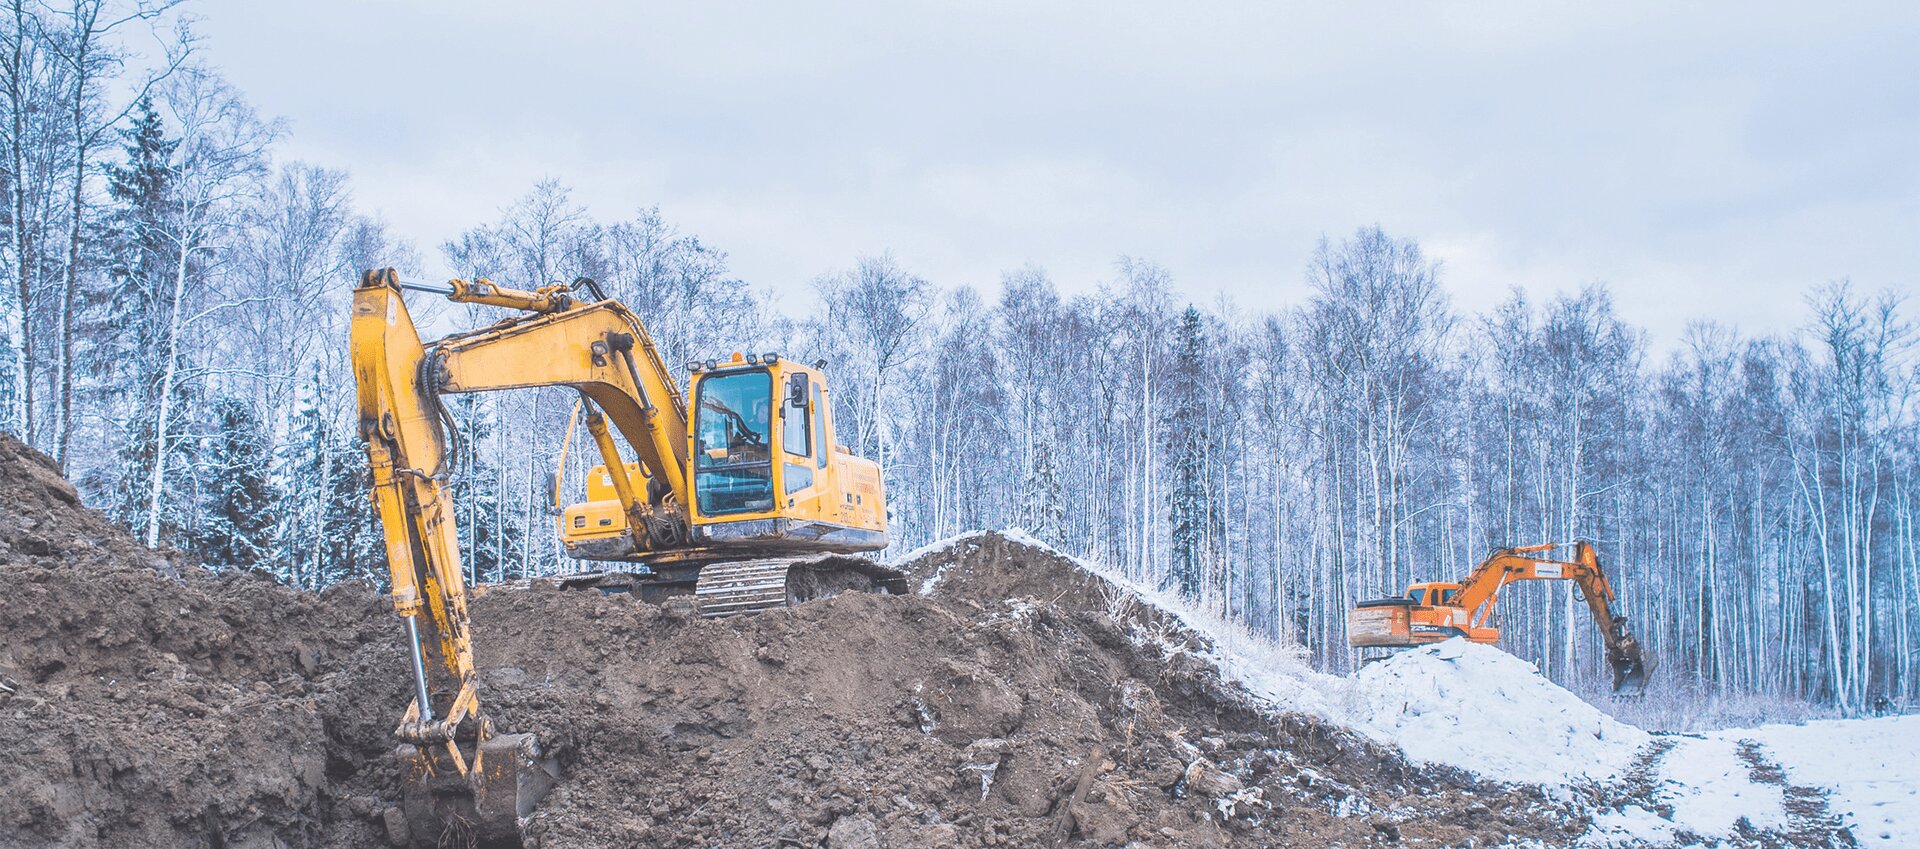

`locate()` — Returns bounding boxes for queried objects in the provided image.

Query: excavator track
[695,554,909,617]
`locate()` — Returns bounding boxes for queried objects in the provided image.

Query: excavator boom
[1348,541,1650,694]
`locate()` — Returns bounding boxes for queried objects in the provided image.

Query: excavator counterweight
[1348,542,1651,695]
[350,268,902,848]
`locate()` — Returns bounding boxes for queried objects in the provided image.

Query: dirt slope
[2,433,1582,848]
[0,433,404,849]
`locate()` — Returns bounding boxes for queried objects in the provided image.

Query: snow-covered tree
[1166,305,1210,602]
[92,93,178,526]
[192,394,273,570]
[1021,440,1065,543]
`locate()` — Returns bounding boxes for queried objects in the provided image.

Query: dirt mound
[478,582,1578,848]
[0,432,163,572]
[0,434,404,849]
[1,434,1581,848]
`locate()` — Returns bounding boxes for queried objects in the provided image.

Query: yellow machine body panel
[556,354,887,561]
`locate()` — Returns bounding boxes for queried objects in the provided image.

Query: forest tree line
[1,1,1914,714]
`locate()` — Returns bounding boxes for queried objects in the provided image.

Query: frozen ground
[909,529,1919,848]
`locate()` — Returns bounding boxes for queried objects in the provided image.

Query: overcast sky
[192,0,1916,347]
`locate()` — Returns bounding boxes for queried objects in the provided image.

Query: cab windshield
[694,370,774,515]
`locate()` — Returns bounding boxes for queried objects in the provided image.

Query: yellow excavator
[1347,542,1650,694]
[350,268,904,846]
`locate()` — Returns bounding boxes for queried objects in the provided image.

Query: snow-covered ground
[1338,640,1649,785]
[1582,735,1788,847]
[1738,716,1920,848]
[903,530,1920,848]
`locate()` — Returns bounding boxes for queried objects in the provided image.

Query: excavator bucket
[1607,626,1650,696]
[398,733,560,849]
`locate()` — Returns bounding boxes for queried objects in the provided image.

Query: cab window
[812,385,827,469]
[781,376,810,457]
[694,370,773,514]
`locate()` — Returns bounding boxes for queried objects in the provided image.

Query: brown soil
[0,433,404,849]
[0,432,1694,848]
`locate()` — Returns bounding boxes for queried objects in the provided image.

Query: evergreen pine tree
[1022,440,1066,543]
[193,396,275,570]
[274,374,331,587]
[1166,306,1209,601]
[275,375,387,589]
[94,96,183,528]
[318,428,384,587]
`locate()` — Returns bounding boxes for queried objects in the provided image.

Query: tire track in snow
[1735,739,1858,849]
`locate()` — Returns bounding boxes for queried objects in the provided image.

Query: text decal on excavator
[1535,564,1562,578]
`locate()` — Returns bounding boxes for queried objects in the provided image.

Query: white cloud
[194,0,1919,346]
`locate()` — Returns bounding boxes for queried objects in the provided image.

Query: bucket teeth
[399,733,558,849]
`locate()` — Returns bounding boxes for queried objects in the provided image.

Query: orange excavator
[1347,541,1650,694]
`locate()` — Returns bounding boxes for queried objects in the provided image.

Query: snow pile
[1739,715,1920,848]
[1337,639,1650,786]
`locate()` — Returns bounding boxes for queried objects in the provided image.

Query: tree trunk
[142,227,194,549]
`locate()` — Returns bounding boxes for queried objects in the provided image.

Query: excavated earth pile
[0,433,406,849]
[3,433,1582,848]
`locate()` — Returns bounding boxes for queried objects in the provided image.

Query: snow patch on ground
[1579,737,1787,847]
[1338,639,1650,786]
[1581,803,1685,848]
[1735,715,1920,849]
[1662,736,1787,834]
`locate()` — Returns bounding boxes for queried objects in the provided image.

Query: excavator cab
[684,356,886,543]
[1406,582,1461,607]
[556,352,888,567]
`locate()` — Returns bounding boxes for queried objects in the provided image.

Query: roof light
[746,353,761,364]
[686,361,703,373]
[705,359,717,371]
[763,352,779,364]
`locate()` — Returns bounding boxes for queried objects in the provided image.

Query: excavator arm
[1565,543,1649,694]
[1349,541,1650,694]
[354,267,698,733]
[351,270,479,752]
[353,268,702,843]
[1451,542,1649,693]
